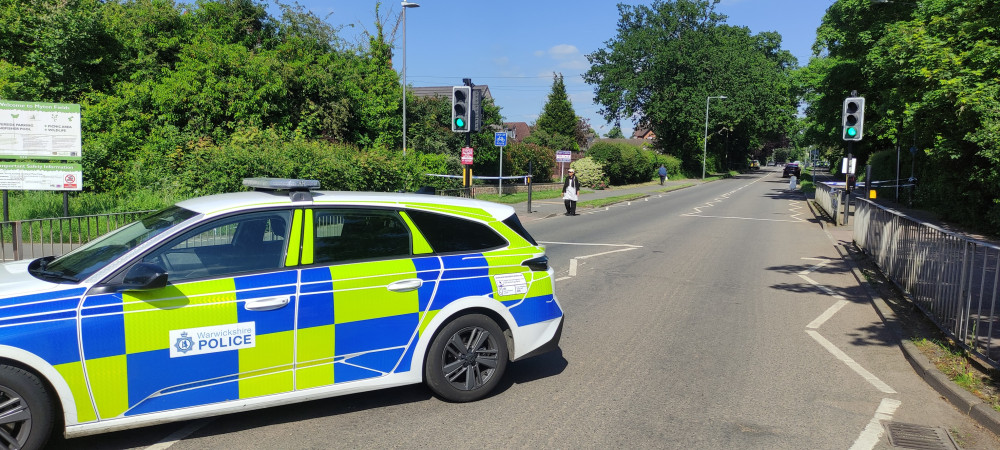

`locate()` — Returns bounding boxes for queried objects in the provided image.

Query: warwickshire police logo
[169,322,256,358]
[174,332,194,354]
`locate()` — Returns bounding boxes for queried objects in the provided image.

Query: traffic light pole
[844,143,853,226]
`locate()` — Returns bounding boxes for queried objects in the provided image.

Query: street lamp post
[703,95,727,179]
[401,1,420,156]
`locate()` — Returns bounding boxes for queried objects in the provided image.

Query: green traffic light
[846,127,857,137]
[455,118,465,128]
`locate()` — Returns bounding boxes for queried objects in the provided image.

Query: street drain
[884,422,958,449]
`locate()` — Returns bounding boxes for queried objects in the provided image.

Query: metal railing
[1,211,153,261]
[814,181,847,225]
[854,198,1000,368]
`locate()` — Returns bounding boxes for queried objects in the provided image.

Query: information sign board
[0,161,82,191]
[461,147,474,165]
[0,100,81,161]
[556,150,572,163]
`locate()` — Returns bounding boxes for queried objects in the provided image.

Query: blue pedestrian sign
[494,132,507,147]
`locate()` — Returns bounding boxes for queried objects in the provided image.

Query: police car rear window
[406,210,507,253]
[502,214,537,246]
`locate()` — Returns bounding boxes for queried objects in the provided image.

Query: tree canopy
[802,0,1000,232]
[0,0,512,197]
[583,0,798,173]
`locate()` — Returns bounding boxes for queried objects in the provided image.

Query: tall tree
[584,0,797,173]
[534,73,581,150]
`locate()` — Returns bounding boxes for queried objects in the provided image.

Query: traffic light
[451,86,471,132]
[842,97,865,141]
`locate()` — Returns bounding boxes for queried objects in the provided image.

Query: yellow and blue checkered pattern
[0,207,561,426]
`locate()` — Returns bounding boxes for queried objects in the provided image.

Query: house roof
[631,127,655,139]
[502,122,531,142]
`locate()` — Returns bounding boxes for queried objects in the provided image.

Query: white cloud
[549,44,580,58]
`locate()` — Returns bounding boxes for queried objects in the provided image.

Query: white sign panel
[170,322,256,358]
[556,150,572,163]
[494,273,528,297]
[841,157,857,175]
[0,162,82,191]
[0,100,81,161]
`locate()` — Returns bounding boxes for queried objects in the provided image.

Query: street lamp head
[401,1,420,7]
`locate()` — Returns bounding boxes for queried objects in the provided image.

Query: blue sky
[292,0,834,137]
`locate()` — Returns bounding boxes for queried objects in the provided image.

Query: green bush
[647,152,683,180]
[571,157,609,189]
[587,141,648,185]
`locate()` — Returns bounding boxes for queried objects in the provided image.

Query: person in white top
[562,168,579,216]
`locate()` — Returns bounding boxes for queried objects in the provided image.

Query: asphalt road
[59,168,1000,449]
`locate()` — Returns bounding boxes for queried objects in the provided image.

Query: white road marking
[798,258,831,275]
[679,214,805,223]
[544,242,643,281]
[682,173,806,222]
[806,299,849,329]
[849,398,902,450]
[145,419,212,450]
[807,330,897,394]
[538,241,642,248]
[799,274,846,298]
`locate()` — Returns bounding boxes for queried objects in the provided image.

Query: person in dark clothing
[658,164,668,185]
[562,168,579,216]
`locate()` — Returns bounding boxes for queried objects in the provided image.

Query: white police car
[0,179,562,449]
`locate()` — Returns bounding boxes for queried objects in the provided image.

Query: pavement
[810,194,1000,438]
[510,172,1000,437]
[512,177,703,223]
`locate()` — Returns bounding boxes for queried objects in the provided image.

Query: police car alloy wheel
[425,314,509,403]
[0,365,54,450]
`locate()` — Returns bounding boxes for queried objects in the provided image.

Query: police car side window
[313,209,411,264]
[143,211,291,281]
[405,210,507,253]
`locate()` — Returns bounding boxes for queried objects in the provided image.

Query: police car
[0,179,563,449]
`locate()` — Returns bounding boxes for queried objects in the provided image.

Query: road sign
[556,150,572,163]
[842,157,857,174]
[460,147,473,165]
[494,132,507,147]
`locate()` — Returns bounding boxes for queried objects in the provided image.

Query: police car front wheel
[425,314,508,403]
[0,365,55,450]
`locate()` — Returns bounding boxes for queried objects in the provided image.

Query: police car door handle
[245,296,291,311]
[387,279,423,292]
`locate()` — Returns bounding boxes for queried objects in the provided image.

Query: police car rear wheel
[0,365,54,450]
[425,314,508,403]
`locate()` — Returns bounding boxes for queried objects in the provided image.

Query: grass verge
[475,189,593,204]
[848,244,1000,413]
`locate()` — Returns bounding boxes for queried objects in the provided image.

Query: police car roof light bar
[243,178,320,201]
[242,178,321,191]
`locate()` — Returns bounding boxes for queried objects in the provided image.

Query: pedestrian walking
[562,168,579,216]
[658,164,668,185]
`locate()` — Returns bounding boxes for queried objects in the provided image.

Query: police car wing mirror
[122,262,169,291]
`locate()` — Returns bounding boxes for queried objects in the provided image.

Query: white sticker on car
[494,273,528,297]
[170,322,256,358]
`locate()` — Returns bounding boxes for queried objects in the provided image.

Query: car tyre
[0,365,54,450]
[425,314,508,403]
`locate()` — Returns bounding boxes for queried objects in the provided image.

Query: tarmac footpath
[512,177,704,223]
